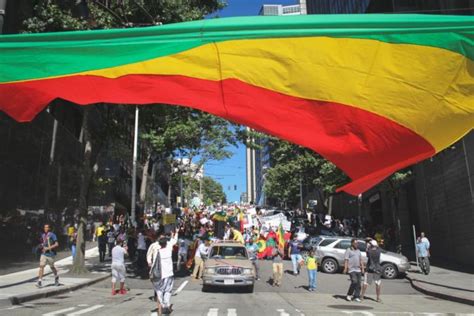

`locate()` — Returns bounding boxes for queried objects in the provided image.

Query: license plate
[224,279,235,285]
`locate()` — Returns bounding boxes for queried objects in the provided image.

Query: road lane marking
[228,308,237,316]
[66,305,103,315]
[43,307,76,315]
[295,308,305,316]
[208,308,219,316]
[173,280,188,295]
[276,309,290,316]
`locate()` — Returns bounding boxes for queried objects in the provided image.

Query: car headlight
[205,268,215,275]
[242,268,253,275]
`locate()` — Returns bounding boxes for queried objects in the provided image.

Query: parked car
[302,236,410,279]
[202,241,256,293]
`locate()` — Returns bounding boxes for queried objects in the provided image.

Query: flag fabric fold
[0,14,473,195]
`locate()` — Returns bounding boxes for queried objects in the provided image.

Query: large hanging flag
[0,15,473,194]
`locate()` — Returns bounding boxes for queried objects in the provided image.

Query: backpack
[149,249,162,282]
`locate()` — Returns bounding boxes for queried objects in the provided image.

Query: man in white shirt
[148,230,178,315]
[111,239,128,296]
[192,239,210,280]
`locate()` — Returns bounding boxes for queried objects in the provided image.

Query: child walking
[305,250,318,292]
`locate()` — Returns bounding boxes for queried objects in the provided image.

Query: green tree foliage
[264,138,348,208]
[23,0,225,32]
[186,176,227,205]
[18,0,226,273]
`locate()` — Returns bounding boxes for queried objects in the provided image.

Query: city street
[1,260,472,316]
[1,1,473,316]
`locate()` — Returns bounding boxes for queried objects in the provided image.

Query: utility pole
[299,178,303,210]
[131,107,139,227]
[179,172,183,208]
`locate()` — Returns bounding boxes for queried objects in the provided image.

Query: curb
[405,274,474,306]
[8,274,110,306]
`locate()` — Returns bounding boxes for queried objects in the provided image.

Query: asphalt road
[1,260,472,316]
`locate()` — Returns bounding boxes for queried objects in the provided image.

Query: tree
[263,138,348,208]
[187,176,227,205]
[20,0,226,273]
[139,105,243,209]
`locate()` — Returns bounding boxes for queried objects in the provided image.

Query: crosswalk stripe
[173,280,188,295]
[66,305,104,315]
[276,309,290,316]
[228,308,237,316]
[43,307,76,316]
[207,308,219,316]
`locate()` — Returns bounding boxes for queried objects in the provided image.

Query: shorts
[40,255,56,268]
[111,263,126,283]
[364,272,382,286]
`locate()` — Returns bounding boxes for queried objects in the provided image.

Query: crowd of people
[28,203,431,315]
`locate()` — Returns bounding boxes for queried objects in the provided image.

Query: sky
[204,0,297,202]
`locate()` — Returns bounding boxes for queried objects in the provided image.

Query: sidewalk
[0,247,110,306]
[406,263,474,306]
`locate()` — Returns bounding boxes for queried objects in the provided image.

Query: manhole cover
[327,305,374,310]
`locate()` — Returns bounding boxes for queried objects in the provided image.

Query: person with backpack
[361,239,382,302]
[36,223,59,288]
[149,229,178,315]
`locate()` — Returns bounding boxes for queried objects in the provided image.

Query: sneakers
[54,276,60,286]
[354,298,361,302]
[119,289,127,295]
[36,280,42,288]
[346,295,352,301]
[112,290,117,296]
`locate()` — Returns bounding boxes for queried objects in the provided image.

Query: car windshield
[210,246,248,259]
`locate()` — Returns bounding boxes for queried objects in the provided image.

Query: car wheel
[382,263,398,279]
[202,285,212,293]
[321,258,338,274]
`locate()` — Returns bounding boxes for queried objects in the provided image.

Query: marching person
[95,222,107,262]
[288,236,303,275]
[305,250,318,292]
[361,239,382,302]
[246,239,260,280]
[271,247,284,287]
[343,239,364,302]
[149,229,178,315]
[416,236,430,275]
[192,239,210,280]
[111,238,128,295]
[36,224,60,288]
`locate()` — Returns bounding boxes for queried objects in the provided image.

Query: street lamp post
[131,106,139,227]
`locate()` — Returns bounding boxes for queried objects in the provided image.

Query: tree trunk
[72,108,92,274]
[139,152,151,204]
[167,172,172,207]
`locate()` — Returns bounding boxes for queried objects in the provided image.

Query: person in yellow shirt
[305,250,318,292]
[231,228,244,244]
